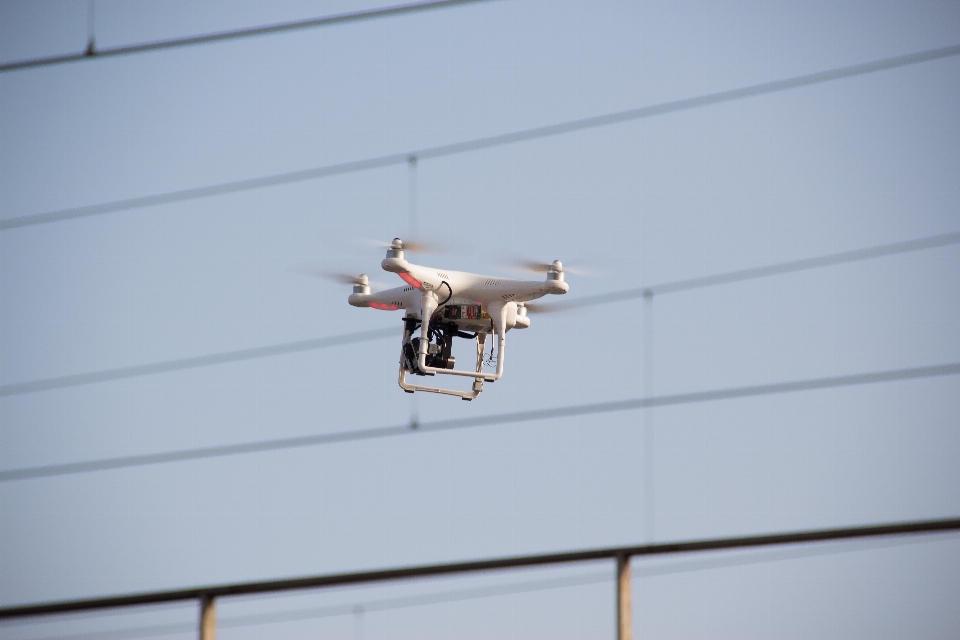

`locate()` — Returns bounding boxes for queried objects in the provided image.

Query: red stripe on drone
[399,272,424,290]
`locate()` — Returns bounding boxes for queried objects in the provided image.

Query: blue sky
[1,1,959,638]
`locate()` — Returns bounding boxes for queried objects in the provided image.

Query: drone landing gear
[398,317,503,400]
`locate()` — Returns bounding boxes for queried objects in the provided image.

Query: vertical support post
[199,594,216,640]
[617,554,632,640]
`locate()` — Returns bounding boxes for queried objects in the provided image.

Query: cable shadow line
[637,529,960,579]
[3,43,958,231]
[0,0,493,73]
[2,361,957,483]
[0,328,396,397]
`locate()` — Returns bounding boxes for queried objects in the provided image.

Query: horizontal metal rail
[2,516,957,619]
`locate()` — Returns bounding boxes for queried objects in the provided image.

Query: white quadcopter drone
[344,238,569,400]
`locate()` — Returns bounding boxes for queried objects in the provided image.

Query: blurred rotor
[365,237,451,255]
[521,301,569,314]
[290,265,386,289]
[503,258,592,277]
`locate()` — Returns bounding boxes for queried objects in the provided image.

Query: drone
[342,238,569,400]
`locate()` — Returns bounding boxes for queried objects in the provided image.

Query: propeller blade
[365,237,454,255]
[515,260,557,274]
[503,259,592,277]
[522,301,567,314]
[365,238,464,255]
[403,240,445,254]
[290,265,385,288]
[322,271,368,286]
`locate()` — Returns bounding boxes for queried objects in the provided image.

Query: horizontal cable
[0,328,395,397]
[2,361,957,482]
[537,229,960,311]
[3,229,956,398]
[3,43,958,231]
[1,516,957,618]
[0,0,491,73]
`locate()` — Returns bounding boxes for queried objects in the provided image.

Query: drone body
[347,239,569,400]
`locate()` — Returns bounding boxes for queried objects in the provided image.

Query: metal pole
[616,554,632,640]
[199,594,216,640]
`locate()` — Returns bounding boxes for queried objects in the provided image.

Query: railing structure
[2,517,958,640]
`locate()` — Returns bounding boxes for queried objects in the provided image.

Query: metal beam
[1,517,957,619]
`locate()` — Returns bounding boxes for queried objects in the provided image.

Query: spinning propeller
[291,265,385,290]
[366,237,450,255]
[319,272,370,286]
[520,301,564,314]
[505,258,591,276]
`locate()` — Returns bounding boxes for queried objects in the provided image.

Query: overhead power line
[2,361,957,482]
[0,0,493,73]
[537,230,960,311]
[2,517,958,618]
[3,43,958,231]
[0,328,395,397]
[2,229,956,398]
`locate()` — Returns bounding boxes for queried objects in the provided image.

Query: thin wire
[535,229,960,312]
[3,43,958,231]
[2,361,957,482]
[0,0,494,73]
[408,155,420,430]
[2,229,956,398]
[0,328,395,397]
